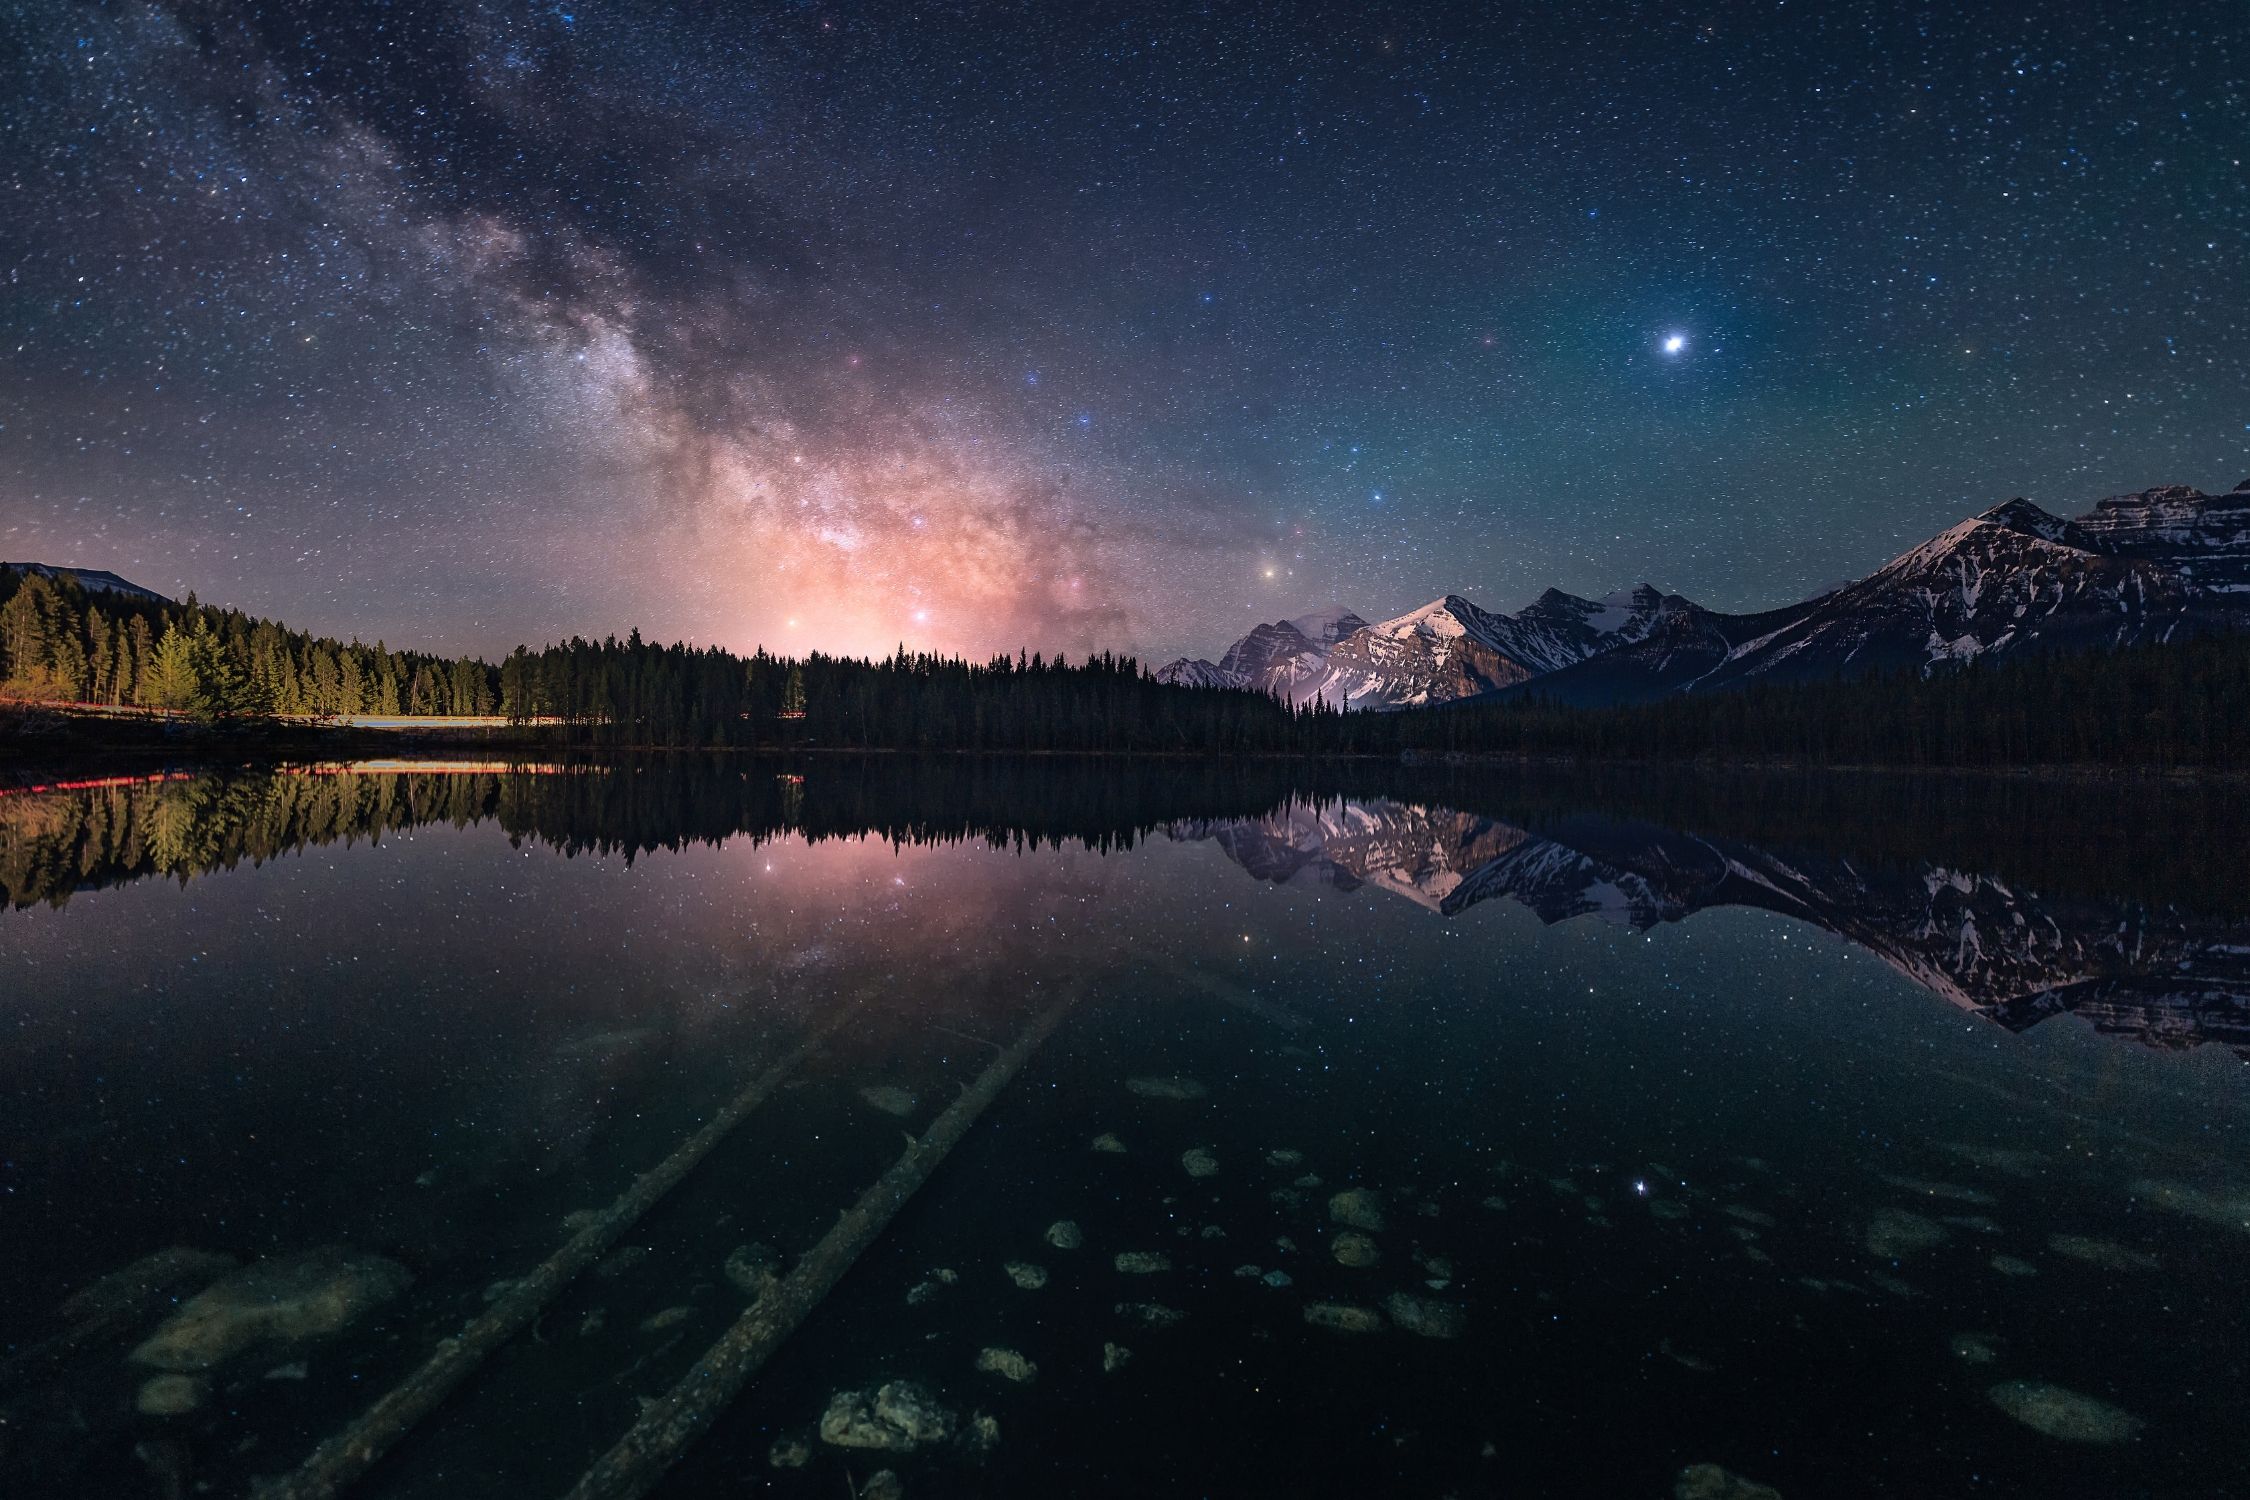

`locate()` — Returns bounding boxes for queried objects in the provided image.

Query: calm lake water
[2,757,2245,1499]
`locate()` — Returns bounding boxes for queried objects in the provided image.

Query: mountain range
[1156,480,2250,709]
[1169,798,2250,1060]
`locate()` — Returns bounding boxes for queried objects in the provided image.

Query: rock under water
[1986,1381,2144,1444]
[1674,1463,1784,1499]
[819,1381,956,1451]
[1382,1290,1465,1339]
[1328,1188,1386,1232]
[1302,1302,1384,1334]
[976,1346,1038,1383]
[128,1247,412,1371]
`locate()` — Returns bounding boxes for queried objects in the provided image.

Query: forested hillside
[5,564,2247,768]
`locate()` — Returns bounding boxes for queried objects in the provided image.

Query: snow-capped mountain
[1159,586,1698,709]
[1155,478,2250,710]
[0,563,172,605]
[1516,482,2250,706]
[1155,605,1367,697]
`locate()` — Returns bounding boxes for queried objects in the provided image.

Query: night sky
[4,2,2245,662]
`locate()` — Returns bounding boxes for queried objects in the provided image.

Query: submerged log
[556,993,1076,1500]
[264,1005,859,1500]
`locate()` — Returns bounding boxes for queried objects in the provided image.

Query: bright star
[1662,334,1686,355]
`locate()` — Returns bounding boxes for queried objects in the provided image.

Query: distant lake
[2,757,2245,1498]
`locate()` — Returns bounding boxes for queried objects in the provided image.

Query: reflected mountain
[5,755,2248,1059]
[1174,799,2250,1060]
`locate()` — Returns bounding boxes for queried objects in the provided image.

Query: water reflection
[2,757,2246,1498]
[7,756,2247,1059]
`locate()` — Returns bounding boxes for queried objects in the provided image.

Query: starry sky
[4,1,2245,662]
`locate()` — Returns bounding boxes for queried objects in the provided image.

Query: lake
[2,757,2245,1499]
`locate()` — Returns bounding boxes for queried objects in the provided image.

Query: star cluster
[3,2,2244,659]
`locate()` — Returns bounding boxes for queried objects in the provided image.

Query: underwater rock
[264,1361,308,1381]
[1274,1236,1298,1254]
[1103,1341,1133,1372]
[1267,1188,1306,1210]
[976,1346,1038,1383]
[1302,1302,1384,1334]
[1989,1255,2039,1278]
[135,1374,206,1417]
[1481,1195,1508,1212]
[1674,1463,1783,1499]
[1092,1133,1128,1154]
[579,1309,607,1336]
[2129,1178,2250,1234]
[1328,1188,1386,1232]
[1045,1220,1084,1250]
[1114,1251,1171,1274]
[1004,1262,1048,1290]
[1382,1291,1465,1339]
[1659,1339,1717,1373]
[1266,1149,1304,1168]
[58,1246,235,1332]
[1182,1148,1220,1179]
[1950,1332,1999,1364]
[1126,1076,1208,1101]
[1987,1381,2144,1444]
[640,1306,690,1333]
[1114,1301,1185,1329]
[1331,1232,1381,1268]
[1199,1225,1226,1241]
[2048,1234,2159,1271]
[768,1436,811,1468]
[935,1268,958,1284]
[1262,1269,1293,1289]
[1724,1206,1777,1227]
[819,1381,955,1451]
[1877,1174,1996,1205]
[971,1413,1001,1449]
[1293,1172,1324,1189]
[859,1085,918,1117]
[1649,1198,1690,1221]
[725,1242,783,1298]
[129,1247,412,1371]
[1865,1209,1947,1259]
[1233,1264,1263,1279]
[905,1281,941,1307]
[863,1471,905,1500]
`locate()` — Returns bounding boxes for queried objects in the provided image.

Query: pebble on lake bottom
[862,1469,905,1500]
[1986,1381,2144,1443]
[1045,1220,1084,1250]
[859,1084,917,1117]
[1674,1463,1784,1499]
[1103,1341,1133,1372]
[1329,1188,1386,1232]
[1114,1301,1185,1329]
[768,1436,811,1468]
[640,1306,690,1333]
[1266,1149,1304,1167]
[1382,1291,1465,1339]
[1114,1251,1171,1274]
[976,1346,1037,1383]
[1004,1261,1048,1290]
[1182,1147,1220,1178]
[1331,1231,1381,1268]
[1865,1209,1947,1259]
[1989,1255,2039,1278]
[1302,1301,1384,1334]
[1092,1133,1128,1154]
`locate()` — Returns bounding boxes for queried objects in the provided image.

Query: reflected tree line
[6,755,2248,921]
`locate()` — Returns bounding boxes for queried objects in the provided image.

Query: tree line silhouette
[5,563,2248,767]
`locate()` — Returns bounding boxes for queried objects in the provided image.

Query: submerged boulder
[975,1346,1037,1383]
[1986,1381,2144,1444]
[819,1381,955,1450]
[1382,1291,1465,1339]
[129,1247,411,1371]
[1675,1464,1784,1499]
[1328,1189,1386,1232]
[1330,1232,1381,1268]
[1302,1302,1384,1334]
[1045,1220,1084,1250]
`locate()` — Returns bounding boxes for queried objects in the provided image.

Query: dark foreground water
[1,757,2245,1499]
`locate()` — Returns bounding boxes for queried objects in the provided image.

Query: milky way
[3,2,2245,660]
